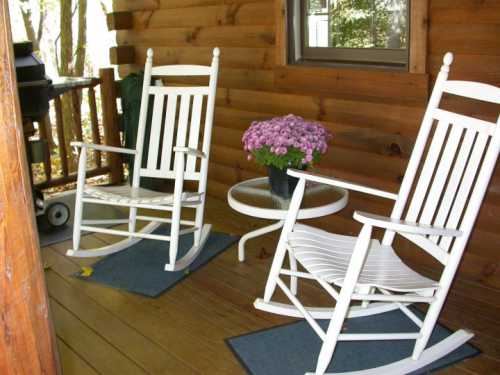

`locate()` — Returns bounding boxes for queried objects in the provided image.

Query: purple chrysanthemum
[242,114,332,167]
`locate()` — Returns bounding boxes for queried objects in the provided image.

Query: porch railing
[34,68,123,190]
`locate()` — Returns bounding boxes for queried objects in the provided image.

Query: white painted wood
[187,95,203,172]
[149,85,210,96]
[353,211,461,237]
[443,80,500,104]
[287,169,398,200]
[68,48,220,272]
[254,53,498,375]
[254,299,405,319]
[81,219,129,225]
[405,120,450,223]
[399,233,449,265]
[440,132,489,250]
[71,141,137,155]
[140,169,201,181]
[83,184,201,205]
[72,146,87,251]
[290,223,440,292]
[176,94,191,151]
[145,93,165,171]
[382,53,454,247]
[67,222,161,258]
[79,225,171,241]
[429,128,476,244]
[164,224,211,271]
[134,215,195,226]
[173,146,206,159]
[151,64,212,77]
[432,108,496,135]
[159,94,178,172]
[304,330,473,375]
[419,124,463,225]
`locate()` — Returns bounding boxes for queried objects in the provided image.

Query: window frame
[278,0,428,73]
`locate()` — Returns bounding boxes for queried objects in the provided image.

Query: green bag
[119,71,159,190]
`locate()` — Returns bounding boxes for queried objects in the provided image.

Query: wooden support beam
[107,11,133,31]
[99,68,124,184]
[54,96,69,177]
[275,0,287,66]
[110,45,135,65]
[409,0,429,74]
[0,1,60,374]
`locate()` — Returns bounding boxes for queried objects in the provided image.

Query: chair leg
[412,290,447,360]
[72,147,87,251]
[289,249,298,295]
[168,201,182,269]
[360,286,374,308]
[263,178,306,302]
[263,240,290,302]
[194,202,205,247]
[128,207,137,236]
[72,190,84,251]
[314,224,373,375]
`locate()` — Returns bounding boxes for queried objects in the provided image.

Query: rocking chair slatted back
[132,49,219,184]
[382,53,500,263]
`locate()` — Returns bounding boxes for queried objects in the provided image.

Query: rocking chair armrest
[71,142,138,155]
[353,211,462,237]
[287,169,398,200]
[173,147,206,159]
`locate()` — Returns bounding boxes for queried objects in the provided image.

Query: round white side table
[227,177,348,262]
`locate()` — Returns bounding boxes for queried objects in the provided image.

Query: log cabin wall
[111,0,499,295]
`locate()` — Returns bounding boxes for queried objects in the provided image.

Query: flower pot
[267,166,301,199]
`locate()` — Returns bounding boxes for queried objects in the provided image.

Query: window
[288,0,410,69]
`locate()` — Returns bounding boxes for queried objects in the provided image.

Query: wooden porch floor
[42,196,500,375]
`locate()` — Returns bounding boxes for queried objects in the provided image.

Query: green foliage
[252,146,321,170]
[308,0,408,49]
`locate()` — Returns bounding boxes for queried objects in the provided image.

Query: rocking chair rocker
[67,48,220,272]
[255,53,500,374]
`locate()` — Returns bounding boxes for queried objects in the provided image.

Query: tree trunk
[18,0,46,51]
[74,0,87,76]
[58,0,76,171]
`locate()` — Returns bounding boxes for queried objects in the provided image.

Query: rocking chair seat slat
[84,185,201,205]
[290,224,438,293]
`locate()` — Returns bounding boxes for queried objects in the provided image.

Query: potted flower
[242,114,332,198]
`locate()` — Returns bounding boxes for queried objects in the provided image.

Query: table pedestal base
[238,220,284,262]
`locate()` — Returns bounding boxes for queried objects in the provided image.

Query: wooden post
[100,67,124,184]
[38,115,53,181]
[409,0,429,74]
[0,1,60,374]
[275,0,287,66]
[54,96,69,177]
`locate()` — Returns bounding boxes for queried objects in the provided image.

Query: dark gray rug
[38,190,126,247]
[76,225,238,297]
[226,308,479,374]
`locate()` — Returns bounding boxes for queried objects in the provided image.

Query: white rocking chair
[255,53,500,374]
[67,48,220,272]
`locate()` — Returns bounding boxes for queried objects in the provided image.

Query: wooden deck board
[42,197,499,374]
[56,338,99,375]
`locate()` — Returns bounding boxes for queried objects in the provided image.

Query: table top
[227,177,348,220]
